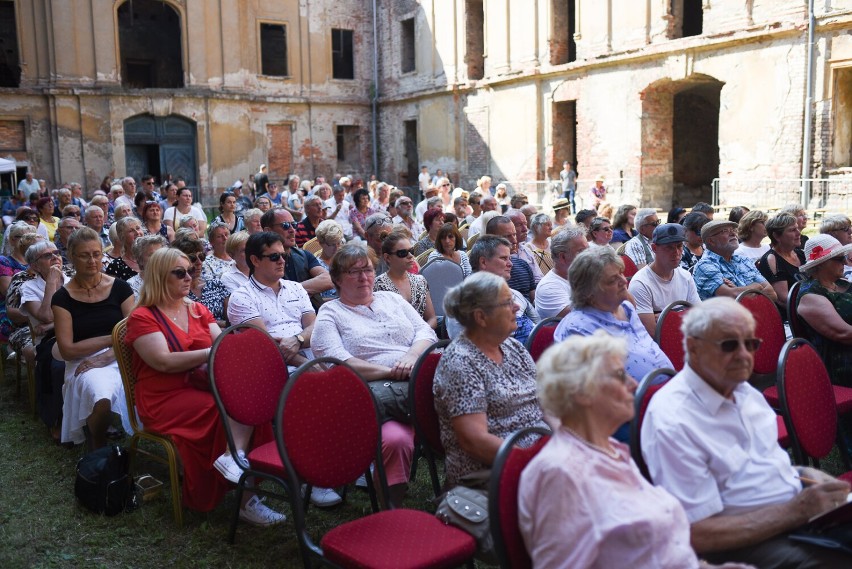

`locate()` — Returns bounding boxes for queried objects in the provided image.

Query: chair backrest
[488,427,551,569]
[736,290,785,375]
[409,339,451,458]
[419,259,465,317]
[777,338,838,464]
[787,280,806,339]
[302,237,321,256]
[466,232,481,250]
[209,324,289,427]
[620,253,638,279]
[276,357,380,490]
[415,248,434,267]
[523,316,563,362]
[112,317,145,434]
[628,368,675,482]
[654,301,692,372]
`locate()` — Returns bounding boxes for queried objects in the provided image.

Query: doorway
[124,114,197,188]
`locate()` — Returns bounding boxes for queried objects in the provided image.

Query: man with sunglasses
[693,219,777,302]
[260,208,332,296]
[622,208,659,270]
[391,196,424,237]
[642,298,849,567]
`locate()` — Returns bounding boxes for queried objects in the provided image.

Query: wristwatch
[295,334,305,348]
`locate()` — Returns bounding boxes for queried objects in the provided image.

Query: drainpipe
[371,0,379,177]
[800,0,816,208]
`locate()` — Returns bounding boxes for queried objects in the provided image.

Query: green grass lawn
[0,364,452,569]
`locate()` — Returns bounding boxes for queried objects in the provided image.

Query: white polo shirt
[227,275,313,339]
[535,269,572,319]
[628,265,701,315]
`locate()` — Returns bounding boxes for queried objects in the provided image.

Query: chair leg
[229,481,246,544]
[15,351,22,397]
[164,443,183,528]
[409,444,422,482]
[27,360,36,417]
[425,450,442,498]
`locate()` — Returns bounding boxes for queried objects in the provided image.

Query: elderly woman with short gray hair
[820,214,852,280]
[553,247,671,440]
[126,234,168,298]
[518,331,713,569]
[105,216,144,281]
[524,213,554,275]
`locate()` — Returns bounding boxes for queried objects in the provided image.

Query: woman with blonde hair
[476,175,492,197]
[735,210,769,261]
[315,219,344,299]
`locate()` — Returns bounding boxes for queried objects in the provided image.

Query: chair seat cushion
[321,509,476,569]
[763,386,779,408]
[768,385,852,414]
[776,416,789,448]
[247,441,285,477]
[839,471,852,485]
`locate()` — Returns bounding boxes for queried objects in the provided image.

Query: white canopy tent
[0,158,15,174]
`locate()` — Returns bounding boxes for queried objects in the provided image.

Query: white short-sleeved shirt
[219,266,250,294]
[323,198,353,238]
[534,269,572,319]
[21,274,71,344]
[312,291,437,369]
[627,265,701,315]
[164,205,206,228]
[641,365,800,523]
[735,243,770,262]
[227,276,313,339]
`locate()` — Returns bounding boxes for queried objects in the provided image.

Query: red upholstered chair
[736,290,786,407]
[620,254,638,280]
[628,368,675,482]
[777,338,852,478]
[786,281,807,340]
[653,301,692,372]
[524,316,562,362]
[488,426,552,569]
[209,324,291,543]
[276,357,477,569]
[409,339,450,498]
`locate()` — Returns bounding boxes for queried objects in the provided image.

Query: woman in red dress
[124,247,284,525]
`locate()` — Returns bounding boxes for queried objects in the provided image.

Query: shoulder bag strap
[149,306,183,353]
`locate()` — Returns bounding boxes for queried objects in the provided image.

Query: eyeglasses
[693,337,763,353]
[144,181,155,186]
[391,248,415,258]
[608,369,631,384]
[346,266,375,277]
[643,219,661,228]
[594,226,613,232]
[277,221,297,231]
[38,250,62,261]
[258,252,286,262]
[488,299,516,310]
[470,201,480,206]
[74,252,101,261]
[441,183,451,188]
[24,216,38,222]
[187,253,206,263]
[170,267,196,279]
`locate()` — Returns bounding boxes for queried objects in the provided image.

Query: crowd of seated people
[7,172,852,566]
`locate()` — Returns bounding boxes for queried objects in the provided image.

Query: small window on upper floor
[0,1,21,87]
[670,0,703,39]
[260,23,288,77]
[337,125,361,168]
[332,28,355,80]
[401,18,415,74]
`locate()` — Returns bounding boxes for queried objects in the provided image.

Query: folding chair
[653,301,692,372]
[209,324,291,543]
[276,357,477,569]
[628,368,675,482]
[620,253,638,280]
[112,318,184,527]
[736,290,786,406]
[777,338,852,480]
[488,426,552,569]
[409,339,450,498]
[420,258,464,318]
[523,316,563,362]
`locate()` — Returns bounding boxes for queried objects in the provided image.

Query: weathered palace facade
[1,1,851,209]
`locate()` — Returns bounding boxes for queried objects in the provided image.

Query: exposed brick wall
[0,120,25,151]
[266,124,293,179]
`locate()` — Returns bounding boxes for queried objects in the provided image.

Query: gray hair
[765,213,797,246]
[779,203,805,217]
[206,220,229,239]
[469,235,511,272]
[132,234,168,270]
[364,212,392,235]
[394,195,413,208]
[84,205,103,219]
[108,222,120,247]
[57,188,71,198]
[551,225,587,255]
[115,216,141,241]
[9,221,36,240]
[113,203,133,218]
[820,214,851,234]
[681,297,755,361]
[529,213,551,234]
[443,272,507,329]
[109,184,123,195]
[225,231,250,257]
[25,239,57,265]
[174,227,198,242]
[568,247,624,309]
[242,208,262,223]
[537,330,628,417]
[426,196,443,209]
[303,195,323,208]
[634,208,657,230]
[179,215,197,227]
[315,219,344,245]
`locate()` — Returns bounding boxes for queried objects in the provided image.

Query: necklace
[562,425,620,460]
[75,273,103,297]
[161,304,184,323]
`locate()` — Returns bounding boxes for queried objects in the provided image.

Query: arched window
[118,0,183,88]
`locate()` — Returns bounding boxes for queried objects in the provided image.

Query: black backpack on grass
[74,445,137,515]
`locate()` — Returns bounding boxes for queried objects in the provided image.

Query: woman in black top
[105,216,143,281]
[758,212,805,317]
[52,227,135,449]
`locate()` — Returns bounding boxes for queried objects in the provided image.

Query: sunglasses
[258,252,286,262]
[643,219,662,228]
[694,337,762,353]
[187,253,206,263]
[391,248,415,258]
[277,222,297,230]
[170,267,197,279]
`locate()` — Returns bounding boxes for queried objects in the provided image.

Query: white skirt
[60,351,133,445]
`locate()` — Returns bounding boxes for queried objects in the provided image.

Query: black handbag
[74,445,137,516]
[367,380,411,423]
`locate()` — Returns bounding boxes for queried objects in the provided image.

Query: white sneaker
[239,495,286,527]
[355,464,375,488]
[308,486,343,507]
[214,450,246,484]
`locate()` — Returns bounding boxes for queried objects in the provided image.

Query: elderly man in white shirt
[324,185,353,240]
[641,297,850,568]
[467,195,498,238]
[623,208,659,270]
[535,225,588,319]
